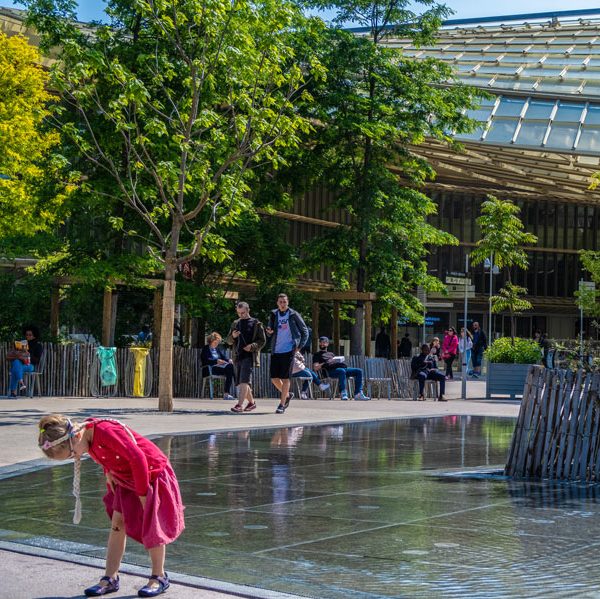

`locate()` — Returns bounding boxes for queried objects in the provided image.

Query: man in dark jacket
[411,343,446,401]
[265,293,309,414]
[226,302,266,413]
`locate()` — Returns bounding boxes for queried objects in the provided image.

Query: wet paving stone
[3,415,600,597]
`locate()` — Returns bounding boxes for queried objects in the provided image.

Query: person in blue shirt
[265,293,309,414]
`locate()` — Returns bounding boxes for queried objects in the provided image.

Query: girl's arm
[102,427,151,496]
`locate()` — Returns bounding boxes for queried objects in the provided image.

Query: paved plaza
[0,382,524,598]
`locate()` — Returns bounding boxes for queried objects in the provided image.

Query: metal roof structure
[385,10,600,202]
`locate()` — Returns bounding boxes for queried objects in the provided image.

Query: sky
[9,0,600,23]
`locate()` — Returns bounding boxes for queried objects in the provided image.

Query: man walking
[226,301,266,413]
[265,293,309,413]
[471,321,487,378]
[312,336,370,401]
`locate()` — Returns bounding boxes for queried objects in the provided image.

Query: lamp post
[483,255,500,345]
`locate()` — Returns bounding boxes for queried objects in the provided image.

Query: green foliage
[0,32,73,237]
[491,283,533,316]
[485,337,542,364]
[470,196,537,270]
[0,272,53,340]
[23,0,323,273]
[578,251,600,316]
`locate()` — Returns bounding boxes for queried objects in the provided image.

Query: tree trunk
[158,263,176,412]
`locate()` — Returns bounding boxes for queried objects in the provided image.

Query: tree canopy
[23,0,324,410]
[0,32,72,236]
[471,196,538,341]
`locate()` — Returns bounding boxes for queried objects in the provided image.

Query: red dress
[85,418,185,549]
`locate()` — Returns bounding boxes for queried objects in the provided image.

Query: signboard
[579,281,596,291]
[446,276,472,286]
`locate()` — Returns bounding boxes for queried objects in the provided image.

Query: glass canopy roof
[393,19,600,99]
[456,95,600,153]
[384,15,600,199]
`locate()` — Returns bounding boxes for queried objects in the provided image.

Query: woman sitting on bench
[411,343,446,402]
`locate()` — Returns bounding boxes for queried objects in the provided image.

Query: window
[578,127,600,152]
[516,121,548,146]
[554,102,585,122]
[456,126,484,141]
[485,119,518,143]
[495,97,526,117]
[524,100,555,119]
[585,105,600,125]
[466,104,494,122]
[546,124,579,149]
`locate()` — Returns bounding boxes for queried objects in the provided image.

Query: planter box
[486,362,532,399]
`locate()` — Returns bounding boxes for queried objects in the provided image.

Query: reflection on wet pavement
[3,416,600,597]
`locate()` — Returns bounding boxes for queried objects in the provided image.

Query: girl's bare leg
[104,511,126,581]
[145,544,167,589]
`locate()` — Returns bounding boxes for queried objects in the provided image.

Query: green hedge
[485,337,542,364]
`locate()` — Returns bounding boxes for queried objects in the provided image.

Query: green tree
[290,0,478,353]
[578,252,600,315]
[0,32,72,236]
[24,0,323,411]
[470,196,538,342]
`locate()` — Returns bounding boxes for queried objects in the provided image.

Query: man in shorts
[266,293,309,413]
[226,302,266,413]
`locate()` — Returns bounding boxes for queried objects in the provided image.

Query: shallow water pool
[2,416,600,598]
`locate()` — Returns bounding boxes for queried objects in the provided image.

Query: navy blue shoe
[84,576,120,597]
[138,573,170,597]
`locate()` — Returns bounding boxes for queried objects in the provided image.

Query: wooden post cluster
[505,366,600,482]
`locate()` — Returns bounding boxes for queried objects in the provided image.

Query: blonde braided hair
[38,414,84,524]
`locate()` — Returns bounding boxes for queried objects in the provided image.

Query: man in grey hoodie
[265,293,309,413]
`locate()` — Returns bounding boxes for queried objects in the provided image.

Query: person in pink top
[441,327,459,380]
[38,414,185,598]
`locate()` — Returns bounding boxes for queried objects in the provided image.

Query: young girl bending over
[38,414,185,597]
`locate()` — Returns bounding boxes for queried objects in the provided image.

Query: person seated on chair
[8,325,43,397]
[292,351,330,399]
[312,336,370,401]
[200,332,235,400]
[411,343,446,402]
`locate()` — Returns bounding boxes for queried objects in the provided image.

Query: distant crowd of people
[407,322,488,402]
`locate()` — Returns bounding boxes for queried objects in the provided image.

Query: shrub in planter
[485,337,542,364]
